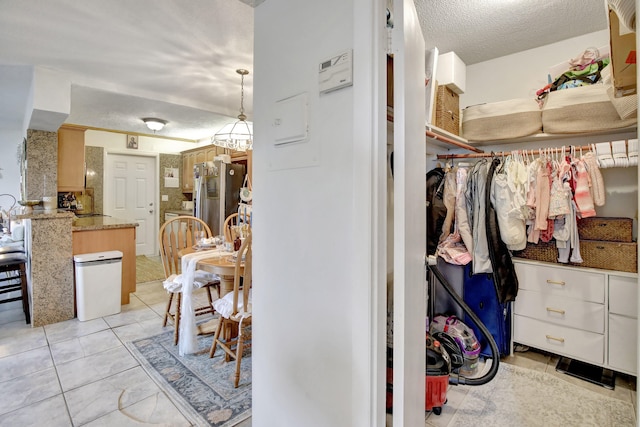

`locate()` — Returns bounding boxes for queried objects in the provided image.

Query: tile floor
[0,278,251,426]
[0,274,636,427]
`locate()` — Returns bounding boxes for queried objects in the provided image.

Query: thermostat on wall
[319,49,353,94]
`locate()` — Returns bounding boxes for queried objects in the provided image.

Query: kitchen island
[16,210,137,326]
[72,216,138,305]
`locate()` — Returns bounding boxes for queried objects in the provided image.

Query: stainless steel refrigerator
[193,160,246,236]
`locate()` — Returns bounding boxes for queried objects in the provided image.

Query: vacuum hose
[428,264,500,386]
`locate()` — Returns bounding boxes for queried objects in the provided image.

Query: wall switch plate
[161,195,168,201]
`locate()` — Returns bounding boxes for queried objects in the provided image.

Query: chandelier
[212,69,253,151]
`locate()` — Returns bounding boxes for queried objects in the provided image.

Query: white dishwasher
[74,250,122,321]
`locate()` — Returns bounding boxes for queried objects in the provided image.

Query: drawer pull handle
[546,279,566,286]
[546,307,566,315]
[545,334,565,343]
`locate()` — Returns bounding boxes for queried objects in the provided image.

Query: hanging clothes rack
[437,144,598,160]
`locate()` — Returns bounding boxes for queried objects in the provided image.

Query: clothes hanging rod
[436,144,602,160]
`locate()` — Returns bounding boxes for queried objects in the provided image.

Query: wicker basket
[575,240,638,273]
[435,85,460,135]
[577,217,633,242]
[513,240,558,263]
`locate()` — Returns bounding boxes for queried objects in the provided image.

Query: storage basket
[577,217,633,242]
[575,240,637,273]
[513,240,558,263]
[435,85,460,135]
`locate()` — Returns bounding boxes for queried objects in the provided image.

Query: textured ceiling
[0,0,255,141]
[414,0,609,66]
[0,0,611,141]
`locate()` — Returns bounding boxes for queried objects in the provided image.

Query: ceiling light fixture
[212,69,253,151]
[142,117,167,132]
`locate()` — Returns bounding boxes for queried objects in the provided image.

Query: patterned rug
[136,255,166,283]
[128,330,251,427]
[445,363,636,426]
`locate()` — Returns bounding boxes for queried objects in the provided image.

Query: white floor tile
[44,317,110,344]
[0,367,61,416]
[50,329,123,365]
[56,346,139,392]
[0,345,53,382]
[0,394,72,427]
[102,304,161,329]
[80,391,191,427]
[64,366,161,426]
[0,327,47,358]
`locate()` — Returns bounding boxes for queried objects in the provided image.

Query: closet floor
[418,347,637,426]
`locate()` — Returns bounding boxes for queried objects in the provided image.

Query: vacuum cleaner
[425,264,501,415]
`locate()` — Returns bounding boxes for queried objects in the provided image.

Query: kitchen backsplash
[58,190,94,213]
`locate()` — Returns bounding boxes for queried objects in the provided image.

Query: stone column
[25,129,57,201]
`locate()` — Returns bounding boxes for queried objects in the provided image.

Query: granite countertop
[166,209,194,215]
[72,216,138,231]
[15,210,76,220]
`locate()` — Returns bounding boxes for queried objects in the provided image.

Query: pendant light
[212,69,253,151]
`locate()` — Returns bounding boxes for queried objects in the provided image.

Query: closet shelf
[426,125,483,153]
[464,126,638,147]
[386,107,483,154]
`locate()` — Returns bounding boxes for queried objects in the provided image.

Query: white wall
[0,129,24,201]
[462,30,610,108]
[252,1,385,426]
[85,129,199,153]
[0,65,34,200]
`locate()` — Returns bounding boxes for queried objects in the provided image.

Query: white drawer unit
[514,262,605,304]
[513,259,637,375]
[608,274,638,375]
[515,289,605,334]
[514,315,605,365]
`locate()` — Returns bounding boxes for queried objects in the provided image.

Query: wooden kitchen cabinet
[58,125,86,192]
[195,150,206,164]
[182,151,195,192]
[205,147,219,162]
[182,145,252,192]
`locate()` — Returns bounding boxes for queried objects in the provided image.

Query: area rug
[128,330,251,427]
[136,255,166,283]
[447,363,636,426]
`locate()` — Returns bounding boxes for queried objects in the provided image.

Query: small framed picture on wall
[126,135,138,149]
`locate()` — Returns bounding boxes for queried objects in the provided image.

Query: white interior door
[105,153,156,256]
[392,0,427,425]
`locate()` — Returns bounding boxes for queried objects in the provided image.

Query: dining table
[177,246,244,354]
[179,246,243,297]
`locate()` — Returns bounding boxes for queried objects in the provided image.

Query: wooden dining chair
[224,212,251,243]
[223,213,239,243]
[209,232,252,388]
[158,215,220,345]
